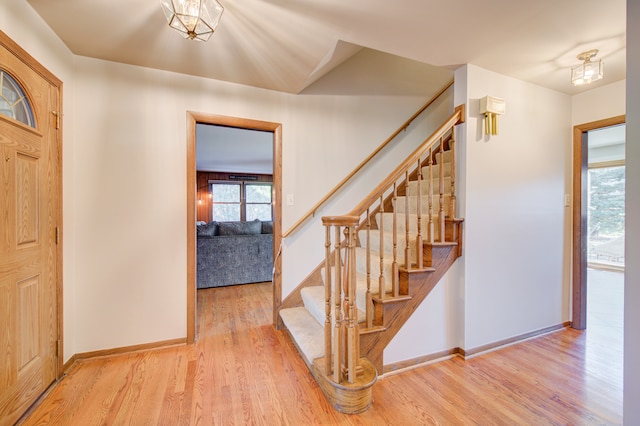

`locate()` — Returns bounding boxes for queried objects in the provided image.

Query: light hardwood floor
[21,274,622,425]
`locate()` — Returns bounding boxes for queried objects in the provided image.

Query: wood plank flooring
[21,275,622,425]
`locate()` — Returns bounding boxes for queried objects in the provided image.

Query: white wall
[4,0,453,356]
[625,0,640,421]
[572,80,626,125]
[0,0,78,361]
[70,56,451,353]
[386,65,575,364]
[456,65,572,350]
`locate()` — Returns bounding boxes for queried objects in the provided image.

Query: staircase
[279,105,465,413]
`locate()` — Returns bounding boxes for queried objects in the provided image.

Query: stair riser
[358,230,417,265]
[439,150,453,163]
[394,195,451,215]
[358,230,441,263]
[406,177,452,196]
[321,265,392,297]
[301,285,368,326]
[359,227,453,261]
[423,163,451,178]
[355,248,396,286]
[374,213,444,238]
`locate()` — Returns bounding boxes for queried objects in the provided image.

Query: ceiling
[588,124,626,163]
[196,124,273,174]
[589,124,626,148]
[27,0,626,174]
[27,0,626,97]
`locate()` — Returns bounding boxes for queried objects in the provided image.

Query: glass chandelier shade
[571,49,603,86]
[161,0,224,41]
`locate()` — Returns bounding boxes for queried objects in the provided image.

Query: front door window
[0,70,35,127]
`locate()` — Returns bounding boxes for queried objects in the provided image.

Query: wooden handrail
[346,105,465,218]
[282,80,455,238]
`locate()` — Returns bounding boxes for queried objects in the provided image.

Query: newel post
[322,215,360,384]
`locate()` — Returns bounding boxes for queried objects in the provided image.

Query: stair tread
[399,266,436,273]
[359,325,387,335]
[280,307,324,364]
[301,285,366,326]
[425,241,458,247]
[396,194,452,199]
[375,213,463,222]
[372,294,412,304]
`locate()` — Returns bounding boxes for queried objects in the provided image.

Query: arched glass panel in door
[0,69,35,127]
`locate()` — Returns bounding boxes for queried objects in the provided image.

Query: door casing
[186,112,282,342]
[572,115,625,329]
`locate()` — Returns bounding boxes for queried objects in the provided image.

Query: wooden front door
[0,33,61,425]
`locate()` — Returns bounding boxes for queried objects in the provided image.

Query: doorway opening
[572,116,625,330]
[186,112,282,342]
[585,124,625,352]
[587,124,625,271]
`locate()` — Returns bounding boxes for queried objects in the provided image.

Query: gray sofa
[197,220,273,289]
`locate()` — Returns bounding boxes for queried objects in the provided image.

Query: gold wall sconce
[480,96,505,135]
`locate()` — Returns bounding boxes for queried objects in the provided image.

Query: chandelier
[160,0,224,42]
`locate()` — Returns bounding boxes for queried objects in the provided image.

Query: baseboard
[62,354,77,374]
[381,322,571,376]
[73,338,187,362]
[461,321,571,358]
[382,348,462,376]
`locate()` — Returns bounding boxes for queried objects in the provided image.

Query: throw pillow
[218,219,262,235]
[197,221,218,237]
[244,219,263,234]
[261,221,273,234]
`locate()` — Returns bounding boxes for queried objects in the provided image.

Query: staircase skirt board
[360,242,460,373]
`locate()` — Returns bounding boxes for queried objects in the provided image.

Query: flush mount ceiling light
[160,0,224,41]
[571,49,604,86]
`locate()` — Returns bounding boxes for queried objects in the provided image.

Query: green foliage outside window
[587,165,625,264]
[588,166,625,238]
[211,182,272,222]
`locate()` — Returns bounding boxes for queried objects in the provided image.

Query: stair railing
[321,105,464,385]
